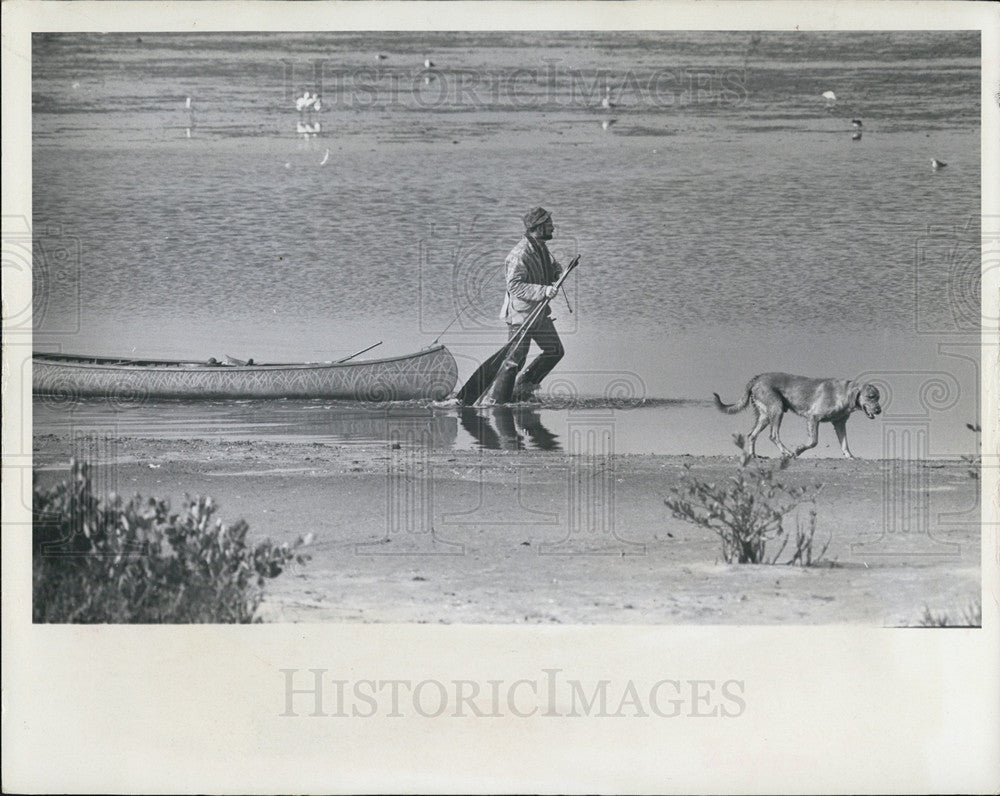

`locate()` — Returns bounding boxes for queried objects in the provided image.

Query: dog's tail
[713,379,753,414]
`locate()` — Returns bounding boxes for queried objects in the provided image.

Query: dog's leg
[767,408,795,458]
[747,408,770,457]
[794,417,820,457]
[833,418,855,459]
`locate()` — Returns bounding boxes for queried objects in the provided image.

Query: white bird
[602,119,617,130]
[851,118,862,128]
[185,96,192,109]
[601,87,616,110]
[320,148,330,165]
[822,90,836,101]
[424,58,435,69]
[932,159,947,170]
[852,131,862,141]
[296,91,315,112]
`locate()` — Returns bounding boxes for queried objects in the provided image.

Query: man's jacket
[500,234,563,325]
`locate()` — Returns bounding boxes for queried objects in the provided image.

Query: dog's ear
[847,380,863,408]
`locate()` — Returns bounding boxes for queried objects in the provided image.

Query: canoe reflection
[32,398,461,449]
[459,406,560,451]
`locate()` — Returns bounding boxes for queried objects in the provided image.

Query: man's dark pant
[486,313,564,403]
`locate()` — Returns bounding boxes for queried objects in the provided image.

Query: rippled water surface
[34,394,907,457]
[30,32,982,456]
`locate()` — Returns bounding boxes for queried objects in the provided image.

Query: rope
[432,307,465,345]
[560,285,573,314]
[432,262,505,344]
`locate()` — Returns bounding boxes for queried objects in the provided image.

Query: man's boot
[511,374,540,403]
[480,359,519,405]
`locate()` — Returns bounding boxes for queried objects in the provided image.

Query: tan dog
[713,373,882,459]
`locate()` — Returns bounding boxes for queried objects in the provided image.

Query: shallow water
[30,32,982,457]
[32,393,969,460]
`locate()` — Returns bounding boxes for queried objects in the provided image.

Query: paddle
[456,255,580,405]
[336,341,382,363]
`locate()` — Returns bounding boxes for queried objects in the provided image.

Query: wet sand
[32,434,981,626]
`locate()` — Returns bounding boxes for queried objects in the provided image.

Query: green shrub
[664,435,828,565]
[33,460,310,623]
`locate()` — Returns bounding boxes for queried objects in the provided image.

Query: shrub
[962,422,981,480]
[33,460,311,623]
[916,600,982,628]
[664,435,828,565]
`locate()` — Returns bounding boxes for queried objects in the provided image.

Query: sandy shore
[32,434,981,626]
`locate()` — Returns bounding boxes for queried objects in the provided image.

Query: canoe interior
[32,347,450,370]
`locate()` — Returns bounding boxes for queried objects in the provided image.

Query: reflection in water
[33,398,460,449]
[459,406,560,451]
[33,397,922,458]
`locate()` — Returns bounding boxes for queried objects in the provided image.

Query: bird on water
[295,91,314,112]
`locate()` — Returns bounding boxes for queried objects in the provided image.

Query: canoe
[32,345,458,401]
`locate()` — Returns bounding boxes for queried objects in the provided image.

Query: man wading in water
[483,206,565,404]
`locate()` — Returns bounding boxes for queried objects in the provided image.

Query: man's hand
[544,285,558,299]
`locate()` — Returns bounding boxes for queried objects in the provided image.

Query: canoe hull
[33,345,458,402]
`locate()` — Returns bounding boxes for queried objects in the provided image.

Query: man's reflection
[459,406,560,451]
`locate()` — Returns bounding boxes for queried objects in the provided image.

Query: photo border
[3,2,998,793]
